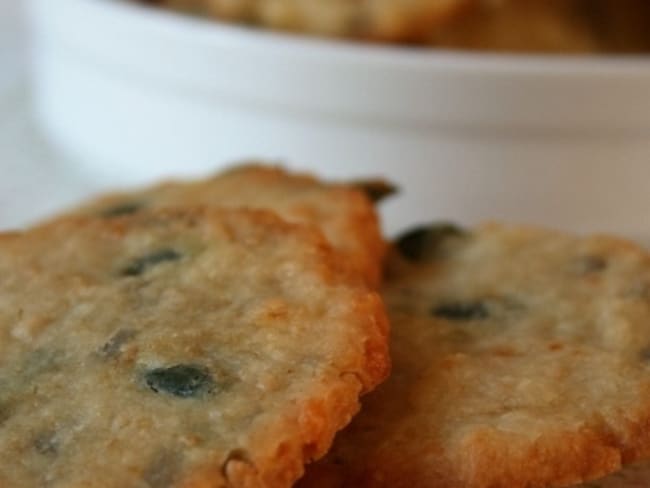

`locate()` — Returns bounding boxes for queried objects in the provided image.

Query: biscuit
[0,208,389,487]
[300,223,650,487]
[56,164,386,287]
[150,0,650,52]
[159,0,470,41]
[428,0,599,53]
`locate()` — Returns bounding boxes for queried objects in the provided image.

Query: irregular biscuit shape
[152,0,650,53]
[56,164,386,287]
[0,208,389,488]
[159,0,471,41]
[300,223,650,488]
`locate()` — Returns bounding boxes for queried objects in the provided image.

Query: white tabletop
[0,0,106,230]
[0,87,106,230]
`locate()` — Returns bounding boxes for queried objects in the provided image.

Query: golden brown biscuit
[55,164,386,287]
[578,0,650,53]
[0,208,389,487]
[157,0,470,41]
[300,223,650,487]
[151,0,650,52]
[429,0,599,53]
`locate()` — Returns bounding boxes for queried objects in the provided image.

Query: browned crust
[300,224,650,488]
[8,207,390,488]
[176,208,389,487]
[300,382,650,488]
[47,163,386,288]
[198,0,472,43]
[182,374,368,488]
[360,0,475,43]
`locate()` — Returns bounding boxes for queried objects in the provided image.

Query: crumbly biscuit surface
[300,223,650,488]
[160,0,469,40]
[0,208,388,487]
[62,165,385,287]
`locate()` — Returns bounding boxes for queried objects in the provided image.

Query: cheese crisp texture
[300,223,650,487]
[60,165,386,287]
[0,208,389,487]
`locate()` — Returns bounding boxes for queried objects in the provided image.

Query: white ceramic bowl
[1,0,26,92]
[28,0,650,237]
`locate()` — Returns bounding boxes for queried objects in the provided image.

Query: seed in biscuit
[395,222,466,261]
[431,301,490,321]
[120,248,182,277]
[100,202,144,218]
[144,364,215,398]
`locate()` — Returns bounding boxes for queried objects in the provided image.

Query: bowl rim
[90,0,650,75]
